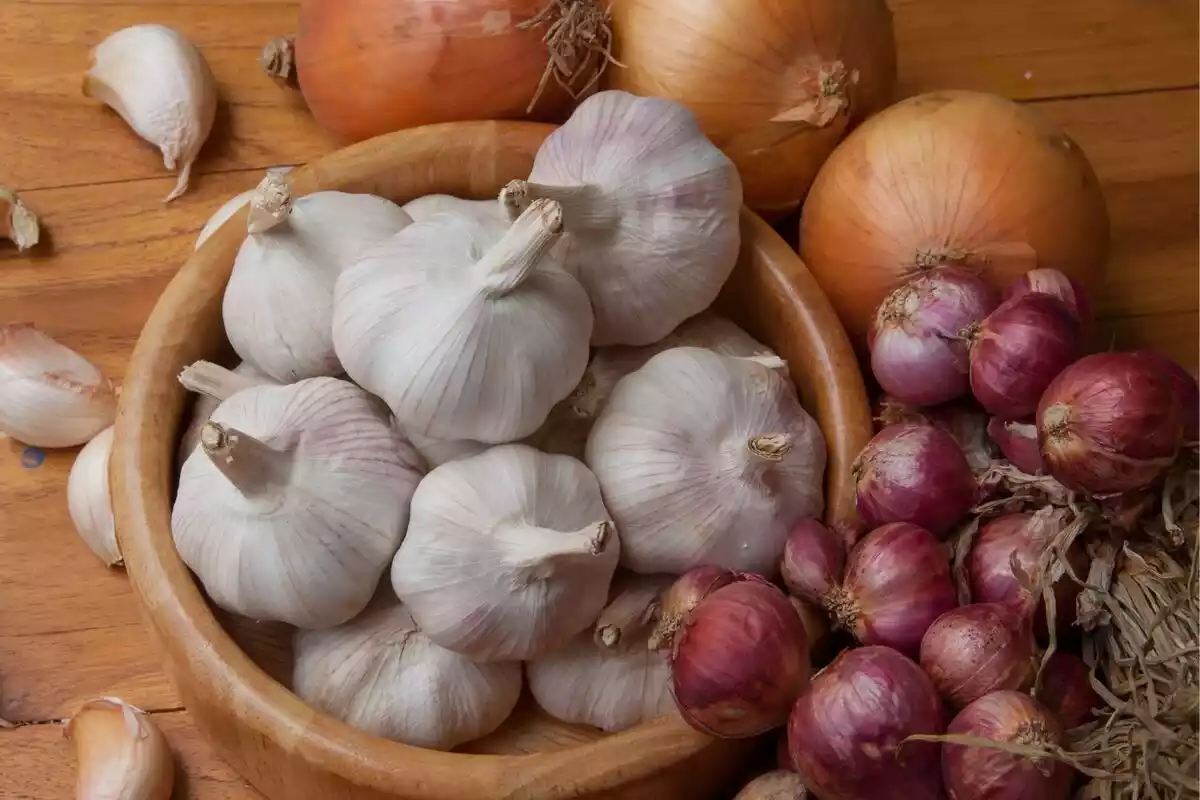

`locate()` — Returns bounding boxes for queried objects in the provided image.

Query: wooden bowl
[111,121,872,800]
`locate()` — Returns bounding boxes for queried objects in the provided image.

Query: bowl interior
[113,119,871,799]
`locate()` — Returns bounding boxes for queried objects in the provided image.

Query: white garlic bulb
[401,194,503,225]
[527,573,675,733]
[334,199,592,443]
[392,444,619,661]
[503,90,742,346]
[223,172,412,383]
[195,167,294,249]
[173,372,425,629]
[83,24,217,203]
[177,361,275,464]
[67,426,121,567]
[404,428,489,470]
[293,597,521,750]
[0,323,118,448]
[586,348,825,575]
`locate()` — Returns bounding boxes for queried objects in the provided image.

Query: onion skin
[800,91,1108,347]
[920,604,1035,708]
[1037,353,1182,495]
[1133,349,1199,442]
[608,0,896,214]
[943,691,1072,800]
[781,519,844,607]
[789,646,945,800]
[1038,652,1099,729]
[670,580,810,738]
[833,522,957,657]
[987,417,1044,474]
[876,397,995,474]
[294,0,575,143]
[648,566,738,652]
[1003,268,1092,326]
[967,511,1087,639]
[869,268,998,406]
[854,423,977,538]
[968,294,1083,420]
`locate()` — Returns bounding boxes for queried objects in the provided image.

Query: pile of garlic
[22,89,828,750]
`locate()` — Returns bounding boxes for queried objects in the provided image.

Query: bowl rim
[112,119,871,799]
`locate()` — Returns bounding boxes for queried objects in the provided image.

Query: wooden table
[0,1,1196,796]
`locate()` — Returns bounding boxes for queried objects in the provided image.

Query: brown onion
[987,417,1044,474]
[800,91,1108,347]
[920,603,1034,708]
[669,580,810,738]
[789,646,945,799]
[854,423,977,538]
[734,770,809,800]
[869,268,998,406]
[1037,353,1182,495]
[1133,349,1199,442]
[967,294,1083,420]
[967,510,1088,639]
[608,0,896,214]
[1037,652,1098,729]
[647,566,738,652]
[943,691,1072,800]
[1003,268,1092,326]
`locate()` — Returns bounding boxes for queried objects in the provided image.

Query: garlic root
[66,697,174,800]
[260,36,298,89]
[0,187,39,251]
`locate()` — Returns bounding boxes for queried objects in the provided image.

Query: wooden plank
[0,709,260,799]
[892,0,1199,99]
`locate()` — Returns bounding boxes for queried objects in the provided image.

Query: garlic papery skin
[195,166,294,250]
[172,373,425,629]
[391,444,619,661]
[177,361,276,464]
[502,90,742,346]
[67,426,121,567]
[0,187,39,251]
[66,697,174,800]
[224,173,413,383]
[83,25,217,203]
[0,323,118,448]
[401,193,504,225]
[334,199,592,443]
[586,348,826,575]
[404,428,489,470]
[293,598,521,750]
[527,573,675,732]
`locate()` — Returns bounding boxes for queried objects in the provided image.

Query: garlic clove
[67,426,121,567]
[195,167,294,250]
[66,697,174,800]
[83,24,217,203]
[0,323,118,448]
[0,187,40,251]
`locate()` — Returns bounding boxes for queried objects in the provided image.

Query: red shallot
[789,646,945,799]
[1133,349,1199,442]
[967,294,1083,420]
[854,423,977,538]
[868,268,998,406]
[987,417,1044,474]
[920,603,1034,708]
[942,690,1072,800]
[1037,353,1182,495]
[1037,651,1098,729]
[647,566,737,652]
[780,519,844,608]
[669,579,810,738]
[1003,268,1092,326]
[876,396,995,474]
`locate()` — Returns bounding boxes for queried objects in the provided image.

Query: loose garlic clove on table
[66,698,174,800]
[67,426,121,567]
[0,187,39,251]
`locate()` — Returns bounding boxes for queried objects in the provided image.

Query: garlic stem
[66,697,174,800]
[200,422,294,499]
[510,520,613,580]
[247,172,294,234]
[260,36,298,89]
[501,179,616,228]
[178,360,261,402]
[594,581,662,650]
[475,198,563,296]
[0,187,39,251]
[748,433,794,461]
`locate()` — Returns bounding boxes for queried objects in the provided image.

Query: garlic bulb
[0,187,39,251]
[67,426,120,567]
[335,199,592,443]
[173,367,424,629]
[0,323,118,448]
[502,90,742,346]
[586,348,825,575]
[83,25,217,203]
[177,361,275,464]
[195,166,293,249]
[293,597,521,750]
[405,428,489,470]
[224,173,412,383]
[527,573,675,732]
[66,697,174,800]
[392,444,619,661]
[401,193,503,225]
